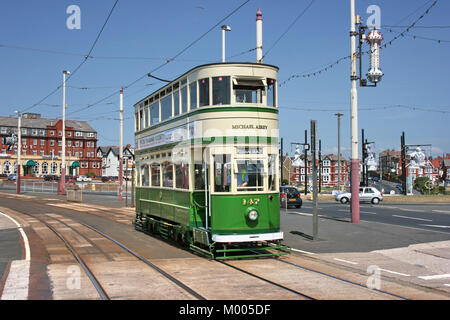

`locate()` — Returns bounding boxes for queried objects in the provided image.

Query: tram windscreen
[235,159,264,191]
[234,79,264,104]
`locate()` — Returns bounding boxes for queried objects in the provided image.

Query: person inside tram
[237,167,249,187]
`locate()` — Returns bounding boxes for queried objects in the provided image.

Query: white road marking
[0,211,30,261]
[360,211,377,215]
[291,248,316,255]
[419,224,450,229]
[292,212,312,216]
[418,274,450,280]
[432,210,450,214]
[392,215,432,222]
[337,209,349,212]
[379,268,410,277]
[333,258,358,265]
[0,260,30,300]
[398,208,426,213]
[444,284,450,287]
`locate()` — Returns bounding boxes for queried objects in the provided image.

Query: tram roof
[135,62,279,107]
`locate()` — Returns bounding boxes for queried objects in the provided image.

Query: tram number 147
[242,198,260,206]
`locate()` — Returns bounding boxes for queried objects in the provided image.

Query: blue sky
[1,0,449,160]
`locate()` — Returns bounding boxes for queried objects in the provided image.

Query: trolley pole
[119,87,124,201]
[16,111,21,194]
[335,112,344,191]
[350,0,360,223]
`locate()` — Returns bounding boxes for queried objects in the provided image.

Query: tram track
[8,208,206,300]
[219,251,410,300]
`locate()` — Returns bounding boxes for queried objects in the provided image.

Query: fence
[0,180,132,197]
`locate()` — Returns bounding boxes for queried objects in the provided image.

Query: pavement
[0,190,449,299]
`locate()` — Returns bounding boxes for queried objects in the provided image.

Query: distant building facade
[0,113,101,177]
[97,144,135,178]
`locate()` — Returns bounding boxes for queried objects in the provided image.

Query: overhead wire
[19,0,120,113]
[262,0,316,60]
[67,0,251,117]
[278,0,439,86]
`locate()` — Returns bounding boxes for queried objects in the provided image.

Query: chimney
[256,7,263,63]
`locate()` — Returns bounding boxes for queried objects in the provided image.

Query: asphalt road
[280,199,450,254]
[298,201,450,233]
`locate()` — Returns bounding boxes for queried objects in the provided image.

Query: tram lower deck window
[214,154,231,192]
[151,164,160,187]
[235,159,264,191]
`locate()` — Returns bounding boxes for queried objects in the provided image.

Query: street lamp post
[59,70,70,195]
[15,111,21,194]
[350,0,360,223]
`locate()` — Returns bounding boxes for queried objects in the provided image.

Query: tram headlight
[247,209,259,221]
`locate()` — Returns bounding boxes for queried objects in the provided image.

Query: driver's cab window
[235,159,264,192]
[233,78,265,104]
[213,154,231,192]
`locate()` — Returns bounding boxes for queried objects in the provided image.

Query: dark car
[372,177,380,182]
[280,186,302,209]
[43,175,58,181]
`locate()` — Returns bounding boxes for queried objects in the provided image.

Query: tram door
[193,147,209,229]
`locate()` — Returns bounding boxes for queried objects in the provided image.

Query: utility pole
[311,120,318,240]
[119,87,124,201]
[59,70,70,196]
[401,132,407,195]
[16,111,21,194]
[304,130,308,195]
[335,113,344,191]
[350,0,360,223]
[318,139,322,193]
[361,129,366,186]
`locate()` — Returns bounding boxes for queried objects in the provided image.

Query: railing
[0,180,132,196]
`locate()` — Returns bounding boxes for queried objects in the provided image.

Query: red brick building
[283,153,348,189]
[0,113,101,177]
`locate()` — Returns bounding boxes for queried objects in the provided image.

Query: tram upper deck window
[234,79,264,104]
[212,76,230,105]
[214,154,231,192]
[150,102,159,125]
[181,85,187,113]
[190,82,197,110]
[173,90,180,116]
[235,159,264,192]
[199,78,209,107]
[267,78,276,107]
[139,110,144,130]
[161,95,172,121]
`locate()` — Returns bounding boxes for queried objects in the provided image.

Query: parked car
[372,177,380,182]
[280,186,302,209]
[7,174,17,181]
[335,187,383,204]
[43,175,59,181]
[77,175,92,182]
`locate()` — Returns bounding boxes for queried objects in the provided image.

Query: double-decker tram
[133,62,289,259]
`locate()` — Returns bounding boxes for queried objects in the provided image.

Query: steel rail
[14,211,110,300]
[275,258,410,300]
[70,218,206,300]
[218,261,315,300]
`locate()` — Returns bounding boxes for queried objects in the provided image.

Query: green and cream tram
[133,62,288,259]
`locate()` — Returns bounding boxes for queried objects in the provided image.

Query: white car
[77,175,92,182]
[335,187,383,204]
